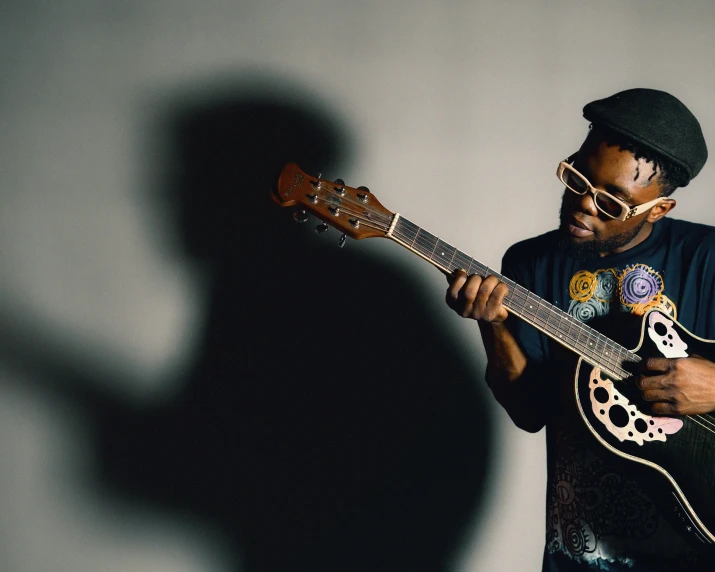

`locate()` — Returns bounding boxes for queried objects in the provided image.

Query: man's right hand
[446,270,509,323]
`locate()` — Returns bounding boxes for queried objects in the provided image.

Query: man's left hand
[638,355,715,415]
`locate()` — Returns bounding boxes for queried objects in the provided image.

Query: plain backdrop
[1,1,715,571]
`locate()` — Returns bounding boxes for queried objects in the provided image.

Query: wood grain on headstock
[272,163,394,240]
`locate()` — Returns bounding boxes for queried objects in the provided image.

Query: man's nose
[573,189,599,216]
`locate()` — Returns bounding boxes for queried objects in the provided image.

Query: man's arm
[446,271,547,432]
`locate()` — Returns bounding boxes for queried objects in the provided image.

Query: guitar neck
[387,215,637,379]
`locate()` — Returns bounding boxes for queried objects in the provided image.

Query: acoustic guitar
[272,162,715,548]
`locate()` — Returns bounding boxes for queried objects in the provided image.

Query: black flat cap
[583,88,707,185]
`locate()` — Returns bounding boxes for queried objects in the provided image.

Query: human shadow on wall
[98,85,494,572]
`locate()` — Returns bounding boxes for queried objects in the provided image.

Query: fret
[553,311,569,345]
[434,239,458,269]
[564,314,575,345]
[453,250,472,274]
[584,327,600,363]
[406,226,419,248]
[523,292,541,320]
[593,333,607,363]
[427,234,439,259]
[501,277,517,306]
[599,334,616,367]
[412,228,430,256]
[600,334,621,371]
[577,322,591,352]
[465,257,474,274]
[416,233,435,258]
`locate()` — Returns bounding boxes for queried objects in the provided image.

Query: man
[446,88,715,570]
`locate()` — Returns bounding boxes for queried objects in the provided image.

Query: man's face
[558,138,669,259]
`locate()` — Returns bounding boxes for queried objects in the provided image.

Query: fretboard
[387,215,638,379]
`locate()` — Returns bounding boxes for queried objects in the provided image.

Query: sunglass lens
[563,170,588,194]
[594,194,624,218]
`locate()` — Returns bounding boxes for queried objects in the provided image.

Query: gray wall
[1,1,714,571]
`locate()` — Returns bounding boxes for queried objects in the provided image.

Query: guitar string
[694,411,715,427]
[687,414,715,435]
[314,185,715,426]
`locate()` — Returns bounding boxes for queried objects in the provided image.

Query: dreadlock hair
[587,124,689,197]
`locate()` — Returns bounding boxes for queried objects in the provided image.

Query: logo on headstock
[286,172,305,196]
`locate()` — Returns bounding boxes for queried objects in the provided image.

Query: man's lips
[566,217,594,237]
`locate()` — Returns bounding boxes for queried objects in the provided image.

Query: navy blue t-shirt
[500,217,715,571]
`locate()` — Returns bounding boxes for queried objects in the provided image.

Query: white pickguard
[588,312,687,445]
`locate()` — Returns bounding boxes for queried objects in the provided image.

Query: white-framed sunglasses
[557,153,664,221]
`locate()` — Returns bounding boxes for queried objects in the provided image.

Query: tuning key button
[328,206,341,216]
[315,223,329,234]
[307,194,318,204]
[357,193,369,203]
[293,210,308,223]
[333,178,346,196]
[358,186,370,193]
[338,233,347,248]
[349,219,360,228]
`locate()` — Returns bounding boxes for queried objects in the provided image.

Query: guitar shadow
[8,80,495,571]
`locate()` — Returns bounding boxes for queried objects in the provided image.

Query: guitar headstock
[272,163,395,240]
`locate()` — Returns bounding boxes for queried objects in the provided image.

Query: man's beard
[557,201,648,261]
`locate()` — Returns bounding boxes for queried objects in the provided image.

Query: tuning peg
[357,186,370,203]
[333,178,346,196]
[338,233,347,248]
[315,222,329,234]
[293,210,308,223]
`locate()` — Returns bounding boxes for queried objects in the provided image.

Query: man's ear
[647,198,676,223]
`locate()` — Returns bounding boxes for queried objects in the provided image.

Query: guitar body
[574,308,715,547]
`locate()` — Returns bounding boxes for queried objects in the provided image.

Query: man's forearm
[479,317,547,433]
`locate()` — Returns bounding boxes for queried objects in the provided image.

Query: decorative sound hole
[654,322,668,336]
[634,418,648,433]
[608,405,629,428]
[593,387,609,404]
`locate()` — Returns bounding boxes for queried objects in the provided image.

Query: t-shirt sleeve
[685,230,715,340]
